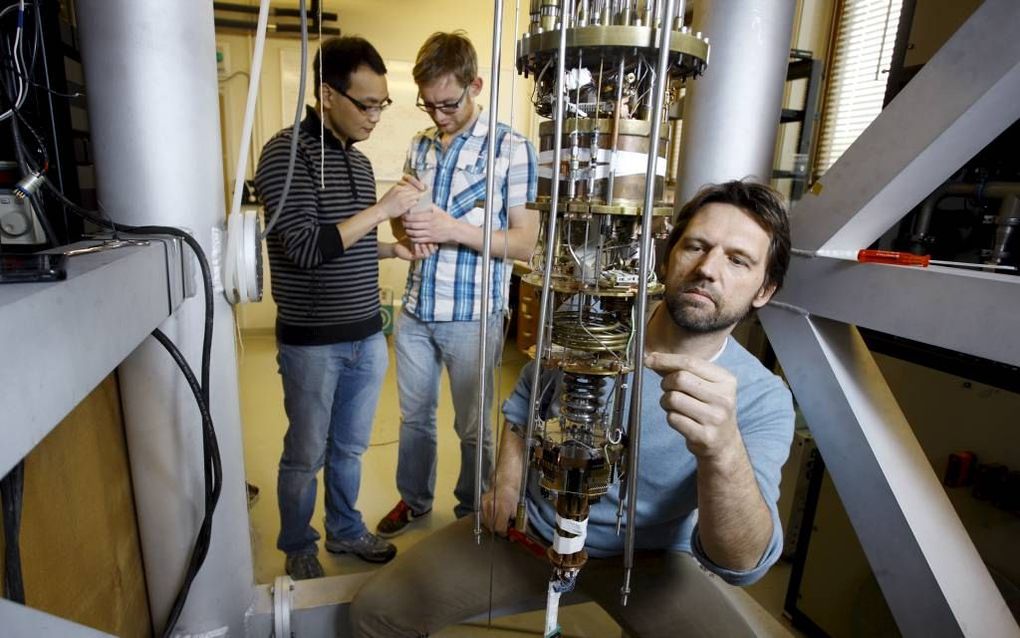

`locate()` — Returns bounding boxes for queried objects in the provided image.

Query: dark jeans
[276,333,388,555]
[394,312,502,518]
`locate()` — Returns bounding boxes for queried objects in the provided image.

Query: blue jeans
[394,311,503,518]
[276,332,388,556]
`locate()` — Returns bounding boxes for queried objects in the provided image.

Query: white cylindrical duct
[76,1,254,635]
[675,0,796,204]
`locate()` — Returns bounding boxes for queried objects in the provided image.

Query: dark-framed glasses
[333,86,393,115]
[416,86,470,114]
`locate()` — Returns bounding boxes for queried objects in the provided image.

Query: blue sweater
[502,338,795,586]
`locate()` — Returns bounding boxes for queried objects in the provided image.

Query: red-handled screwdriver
[802,249,1017,271]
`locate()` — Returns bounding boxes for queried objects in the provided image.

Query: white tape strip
[210,226,225,295]
[556,514,589,536]
[537,149,666,180]
[552,533,586,555]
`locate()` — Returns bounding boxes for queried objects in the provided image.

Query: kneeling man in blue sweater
[351,180,796,638]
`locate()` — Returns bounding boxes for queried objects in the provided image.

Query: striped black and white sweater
[254,106,381,345]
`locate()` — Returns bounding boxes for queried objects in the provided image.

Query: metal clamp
[272,575,294,638]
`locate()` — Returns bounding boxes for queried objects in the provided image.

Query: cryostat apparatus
[510,0,709,633]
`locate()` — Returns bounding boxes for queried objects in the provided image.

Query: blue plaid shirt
[402,113,538,322]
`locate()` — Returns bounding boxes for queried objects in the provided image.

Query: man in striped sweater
[376,32,539,536]
[255,36,427,580]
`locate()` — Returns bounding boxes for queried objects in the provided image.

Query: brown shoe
[376,500,431,538]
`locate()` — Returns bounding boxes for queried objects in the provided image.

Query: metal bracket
[272,575,294,638]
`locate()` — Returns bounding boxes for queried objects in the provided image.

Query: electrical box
[0,190,47,246]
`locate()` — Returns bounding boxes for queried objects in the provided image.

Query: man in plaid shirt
[377,31,538,536]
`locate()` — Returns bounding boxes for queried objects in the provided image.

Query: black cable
[1,460,26,604]
[40,182,220,638]
[45,181,213,447]
[6,97,58,247]
[12,108,48,170]
[151,329,221,638]
[0,57,81,98]
[0,5,80,100]
[26,188,57,245]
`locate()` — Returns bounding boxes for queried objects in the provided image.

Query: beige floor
[237,332,799,637]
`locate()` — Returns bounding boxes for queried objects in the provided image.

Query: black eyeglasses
[416,86,470,114]
[332,86,393,115]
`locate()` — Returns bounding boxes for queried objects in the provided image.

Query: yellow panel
[0,374,151,637]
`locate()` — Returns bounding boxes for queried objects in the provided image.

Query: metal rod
[606,56,626,204]
[517,0,575,531]
[589,56,604,202]
[620,0,675,606]
[475,0,505,542]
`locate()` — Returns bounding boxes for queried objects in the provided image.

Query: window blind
[815,0,903,175]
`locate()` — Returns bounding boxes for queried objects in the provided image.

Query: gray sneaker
[325,531,397,564]
[284,553,324,580]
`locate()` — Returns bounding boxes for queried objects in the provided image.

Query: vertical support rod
[76,1,254,635]
[606,56,626,205]
[517,0,575,531]
[620,0,675,606]
[475,0,506,540]
[675,0,795,205]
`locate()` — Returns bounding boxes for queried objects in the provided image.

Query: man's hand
[644,352,741,463]
[377,178,426,220]
[399,173,427,192]
[391,238,439,261]
[481,484,518,536]
[402,204,460,245]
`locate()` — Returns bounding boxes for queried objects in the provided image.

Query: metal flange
[272,575,294,638]
[517,26,709,78]
[521,271,664,297]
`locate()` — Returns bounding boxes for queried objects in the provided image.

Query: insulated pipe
[517,0,575,531]
[620,0,675,606]
[76,2,254,635]
[675,0,795,205]
[475,0,505,541]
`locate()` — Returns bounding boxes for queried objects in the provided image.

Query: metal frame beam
[246,573,369,637]
[762,0,1020,635]
[0,240,183,477]
[760,310,1017,636]
[1,600,116,638]
[775,257,1020,367]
